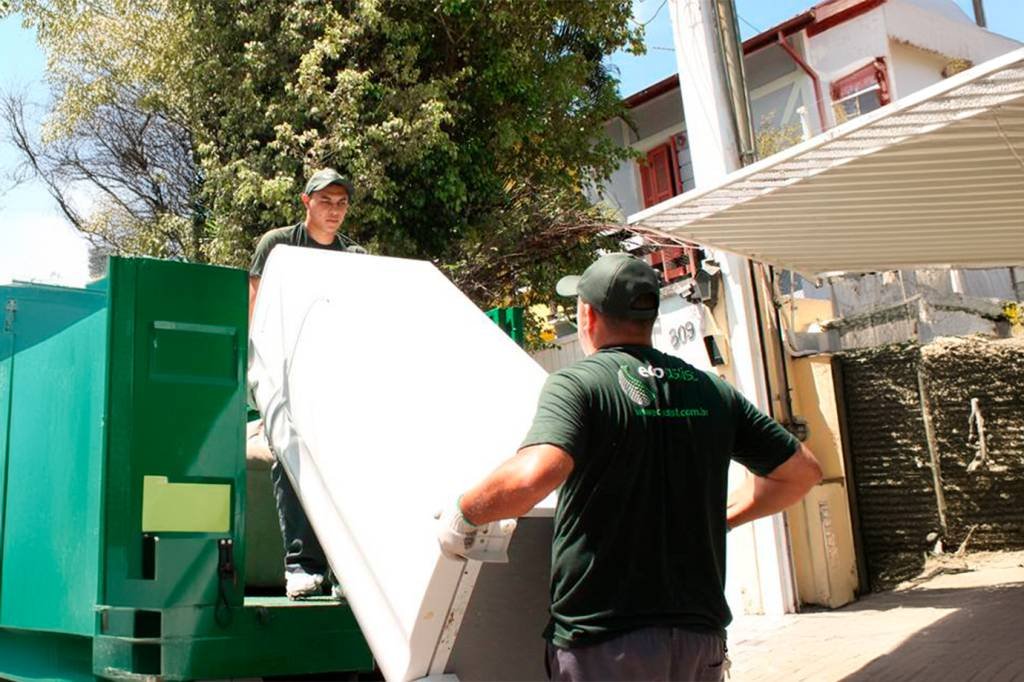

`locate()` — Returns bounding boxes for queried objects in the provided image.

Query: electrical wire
[737,13,762,35]
[631,0,669,27]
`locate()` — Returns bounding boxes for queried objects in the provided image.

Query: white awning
[628,47,1024,277]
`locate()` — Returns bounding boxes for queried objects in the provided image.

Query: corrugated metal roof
[628,47,1024,277]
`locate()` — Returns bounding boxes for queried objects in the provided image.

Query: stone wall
[839,337,1024,590]
[921,338,1024,549]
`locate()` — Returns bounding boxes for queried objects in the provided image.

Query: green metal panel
[102,257,249,610]
[0,260,374,681]
[0,628,94,682]
[486,306,525,346]
[0,284,107,635]
[94,598,373,680]
[0,330,11,596]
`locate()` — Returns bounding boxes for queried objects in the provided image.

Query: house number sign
[668,321,697,348]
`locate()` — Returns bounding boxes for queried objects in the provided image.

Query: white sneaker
[285,571,324,600]
[331,583,346,601]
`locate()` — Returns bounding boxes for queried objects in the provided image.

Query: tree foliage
[3,0,641,313]
[754,117,805,159]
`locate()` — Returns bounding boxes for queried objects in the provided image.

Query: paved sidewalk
[726,551,1024,681]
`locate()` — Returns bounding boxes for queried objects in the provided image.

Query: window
[637,133,695,209]
[639,143,677,208]
[831,58,891,124]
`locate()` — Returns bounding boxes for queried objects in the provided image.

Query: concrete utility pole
[666,0,798,616]
[667,0,765,405]
[668,0,747,180]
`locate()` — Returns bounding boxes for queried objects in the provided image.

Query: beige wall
[787,481,860,608]
[788,356,845,480]
[784,355,860,608]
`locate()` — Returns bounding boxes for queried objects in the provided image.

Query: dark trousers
[547,627,727,682]
[270,459,329,576]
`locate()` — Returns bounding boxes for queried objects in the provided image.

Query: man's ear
[300,193,312,209]
[576,300,599,355]
[581,300,599,330]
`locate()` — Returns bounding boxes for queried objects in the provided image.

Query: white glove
[436,500,517,563]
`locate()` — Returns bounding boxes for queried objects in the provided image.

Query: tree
[4,0,641,317]
[3,89,200,261]
[2,0,204,262]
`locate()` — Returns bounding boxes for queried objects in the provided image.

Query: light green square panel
[142,476,231,533]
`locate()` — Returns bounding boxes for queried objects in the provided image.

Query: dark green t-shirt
[249,222,355,278]
[521,345,799,649]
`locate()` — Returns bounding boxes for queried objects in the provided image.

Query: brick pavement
[726,551,1024,681]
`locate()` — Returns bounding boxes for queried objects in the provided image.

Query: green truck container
[0,257,372,680]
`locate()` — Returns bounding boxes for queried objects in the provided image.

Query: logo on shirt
[638,364,698,382]
[617,365,656,407]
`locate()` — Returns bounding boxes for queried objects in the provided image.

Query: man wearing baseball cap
[439,252,822,680]
[248,168,364,600]
[249,168,362,318]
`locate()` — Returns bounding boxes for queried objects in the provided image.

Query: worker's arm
[459,444,574,525]
[248,276,260,323]
[727,443,822,530]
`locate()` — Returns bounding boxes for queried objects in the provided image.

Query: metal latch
[215,538,236,628]
[217,538,235,582]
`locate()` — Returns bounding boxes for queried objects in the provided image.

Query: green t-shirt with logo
[249,222,355,278]
[521,345,799,649]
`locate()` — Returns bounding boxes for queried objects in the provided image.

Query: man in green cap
[438,252,822,680]
[249,168,362,317]
[248,167,362,599]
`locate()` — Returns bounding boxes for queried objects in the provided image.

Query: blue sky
[1,0,1023,284]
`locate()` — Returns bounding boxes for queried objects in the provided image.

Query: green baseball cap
[556,253,661,320]
[304,168,354,198]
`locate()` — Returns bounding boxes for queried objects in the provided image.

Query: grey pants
[547,627,727,682]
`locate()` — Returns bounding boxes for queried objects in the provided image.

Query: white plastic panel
[249,247,552,681]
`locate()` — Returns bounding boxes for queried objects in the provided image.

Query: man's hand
[435,500,517,563]
[436,499,480,558]
[727,443,823,530]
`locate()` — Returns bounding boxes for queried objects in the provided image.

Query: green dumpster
[0,257,372,681]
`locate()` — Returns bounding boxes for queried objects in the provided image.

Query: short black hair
[599,295,658,336]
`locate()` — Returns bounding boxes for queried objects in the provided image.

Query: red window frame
[639,134,692,208]
[830,57,891,108]
[639,142,677,208]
